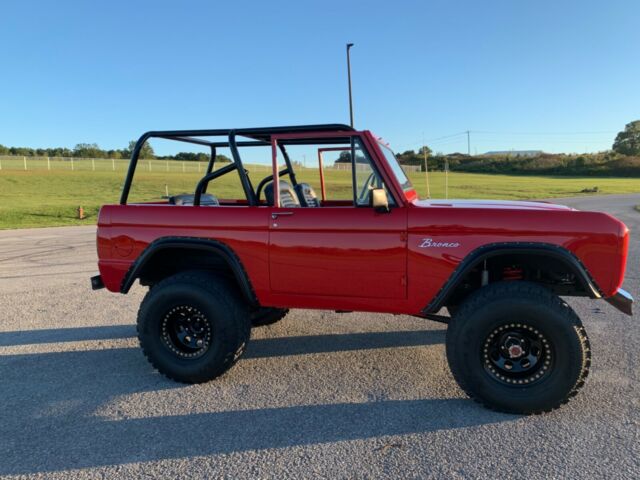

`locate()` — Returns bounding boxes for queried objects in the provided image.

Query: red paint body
[96,130,630,315]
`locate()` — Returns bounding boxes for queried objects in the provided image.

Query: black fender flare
[120,236,258,305]
[422,242,602,314]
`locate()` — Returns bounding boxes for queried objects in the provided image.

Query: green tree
[126,140,155,159]
[419,145,432,157]
[613,120,640,156]
[74,143,103,158]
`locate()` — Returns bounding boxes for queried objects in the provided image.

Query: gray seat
[169,194,219,206]
[294,183,320,207]
[264,180,300,207]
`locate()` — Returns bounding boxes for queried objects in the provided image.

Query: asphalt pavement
[0,194,638,479]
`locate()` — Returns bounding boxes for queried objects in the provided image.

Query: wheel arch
[423,242,602,314]
[120,237,258,306]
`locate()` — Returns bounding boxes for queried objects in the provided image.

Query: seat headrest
[264,180,300,207]
[294,183,320,207]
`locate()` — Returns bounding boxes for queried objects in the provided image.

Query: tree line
[2,121,638,175]
[397,120,640,176]
[412,151,640,176]
[0,140,232,163]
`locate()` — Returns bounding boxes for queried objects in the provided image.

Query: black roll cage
[120,124,354,205]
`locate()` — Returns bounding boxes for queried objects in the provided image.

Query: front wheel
[446,282,591,414]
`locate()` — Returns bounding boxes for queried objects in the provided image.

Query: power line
[424,129,615,143]
[424,131,468,143]
[397,128,618,152]
[470,130,617,136]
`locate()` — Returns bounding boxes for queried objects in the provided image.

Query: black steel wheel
[161,305,213,359]
[137,271,251,383]
[446,282,591,414]
[482,323,553,386]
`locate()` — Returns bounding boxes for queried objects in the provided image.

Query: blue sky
[1,0,638,156]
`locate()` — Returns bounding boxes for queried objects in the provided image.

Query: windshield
[377,143,413,192]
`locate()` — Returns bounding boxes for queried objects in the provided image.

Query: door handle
[271,212,294,220]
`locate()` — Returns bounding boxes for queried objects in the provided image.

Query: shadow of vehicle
[0,325,516,475]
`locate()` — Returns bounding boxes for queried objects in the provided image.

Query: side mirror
[371,188,390,213]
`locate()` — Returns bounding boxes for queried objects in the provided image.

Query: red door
[268,206,407,299]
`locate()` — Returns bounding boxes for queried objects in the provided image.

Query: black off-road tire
[446,305,459,317]
[137,271,251,383]
[251,307,289,327]
[446,281,591,414]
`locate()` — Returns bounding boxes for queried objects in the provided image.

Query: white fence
[0,155,421,174]
[0,156,273,173]
[327,162,421,172]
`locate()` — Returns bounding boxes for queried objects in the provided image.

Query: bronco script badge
[419,238,460,248]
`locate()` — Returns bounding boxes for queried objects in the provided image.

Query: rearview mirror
[371,188,390,213]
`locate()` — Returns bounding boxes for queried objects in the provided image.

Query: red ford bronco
[93,124,633,414]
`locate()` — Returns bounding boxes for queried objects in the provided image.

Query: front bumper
[605,288,634,316]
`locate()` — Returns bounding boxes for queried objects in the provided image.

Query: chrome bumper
[605,288,634,316]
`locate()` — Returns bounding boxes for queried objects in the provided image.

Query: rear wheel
[137,271,251,383]
[446,282,590,414]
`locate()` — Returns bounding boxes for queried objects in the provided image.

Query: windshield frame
[376,141,414,193]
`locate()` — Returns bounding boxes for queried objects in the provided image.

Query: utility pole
[422,133,430,198]
[346,43,354,127]
[466,130,471,156]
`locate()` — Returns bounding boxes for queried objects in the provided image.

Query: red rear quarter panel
[97,205,269,296]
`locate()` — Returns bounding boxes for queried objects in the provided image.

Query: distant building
[483,150,543,157]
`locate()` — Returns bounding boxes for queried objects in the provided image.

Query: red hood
[412,199,574,211]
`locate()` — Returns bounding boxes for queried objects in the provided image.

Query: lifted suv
[93,124,633,414]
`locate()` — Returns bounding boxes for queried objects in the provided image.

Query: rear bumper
[605,288,634,316]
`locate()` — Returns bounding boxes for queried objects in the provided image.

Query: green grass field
[0,167,638,229]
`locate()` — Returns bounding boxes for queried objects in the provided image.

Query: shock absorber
[481,260,489,286]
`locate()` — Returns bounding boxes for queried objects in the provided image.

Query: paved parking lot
[0,195,638,479]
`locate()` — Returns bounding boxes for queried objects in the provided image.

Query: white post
[24,156,27,171]
[47,157,51,171]
[112,158,115,171]
[92,158,95,171]
[71,157,74,171]
[444,158,449,200]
